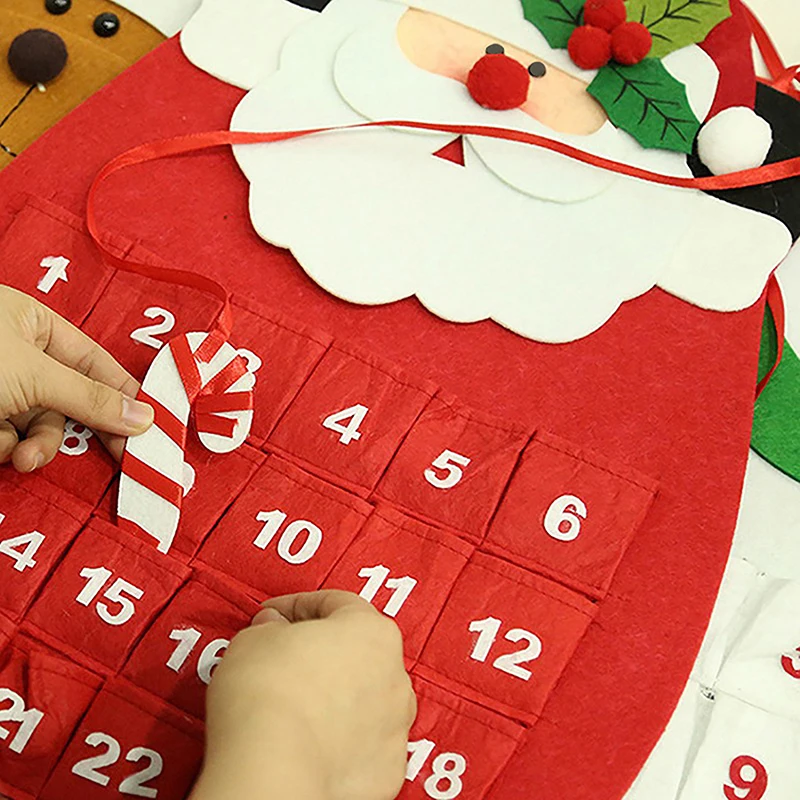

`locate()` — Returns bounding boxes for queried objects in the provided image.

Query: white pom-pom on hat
[697,106,773,175]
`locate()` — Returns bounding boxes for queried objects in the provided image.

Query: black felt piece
[7,29,68,85]
[93,12,120,37]
[45,0,71,15]
[529,61,547,78]
[487,44,506,55]
[689,84,800,241]
[286,0,335,11]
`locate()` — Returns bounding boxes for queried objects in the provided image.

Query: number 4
[0,516,45,573]
[322,405,369,445]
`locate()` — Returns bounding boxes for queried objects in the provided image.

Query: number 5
[425,450,471,490]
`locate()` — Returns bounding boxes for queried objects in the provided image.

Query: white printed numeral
[254,510,322,565]
[130,307,176,350]
[72,733,163,798]
[236,349,263,375]
[322,404,369,445]
[424,450,471,490]
[358,566,417,618]
[468,617,542,681]
[76,567,144,626]
[0,689,44,754]
[60,420,94,457]
[544,495,587,542]
[406,739,467,800]
[37,255,70,294]
[167,628,229,685]
[0,525,45,573]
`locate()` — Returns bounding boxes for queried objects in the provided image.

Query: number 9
[724,755,768,800]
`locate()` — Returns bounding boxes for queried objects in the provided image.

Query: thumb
[32,353,154,437]
[250,607,291,627]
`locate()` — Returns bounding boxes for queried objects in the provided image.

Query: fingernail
[26,452,44,473]
[251,608,289,627]
[122,397,154,432]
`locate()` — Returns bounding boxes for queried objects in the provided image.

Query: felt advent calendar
[0,1,800,799]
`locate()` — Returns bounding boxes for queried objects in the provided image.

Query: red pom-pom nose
[467,54,530,111]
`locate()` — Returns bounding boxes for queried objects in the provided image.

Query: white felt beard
[230,0,792,343]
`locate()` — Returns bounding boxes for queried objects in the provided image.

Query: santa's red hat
[696,0,773,175]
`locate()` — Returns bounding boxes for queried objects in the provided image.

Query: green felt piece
[752,308,800,483]
[588,59,700,152]
[521,0,584,48]
[626,0,732,59]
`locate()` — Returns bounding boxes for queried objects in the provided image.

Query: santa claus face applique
[182,0,796,343]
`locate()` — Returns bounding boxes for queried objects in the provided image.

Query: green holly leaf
[588,60,700,153]
[520,0,585,48]
[626,0,732,59]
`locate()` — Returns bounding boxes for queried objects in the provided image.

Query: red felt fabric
[323,507,474,663]
[611,22,653,65]
[466,54,530,111]
[584,0,627,33]
[0,38,767,799]
[39,679,203,800]
[569,26,613,70]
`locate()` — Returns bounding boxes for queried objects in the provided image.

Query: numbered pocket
[40,679,203,800]
[715,577,800,721]
[401,679,524,800]
[484,433,657,599]
[24,519,189,672]
[417,553,596,722]
[122,569,260,720]
[679,692,800,800]
[323,508,473,663]
[81,272,224,379]
[37,419,119,508]
[268,344,435,494]
[0,636,102,799]
[0,474,91,621]
[230,298,331,446]
[197,456,373,596]
[0,197,117,325]
[376,395,529,542]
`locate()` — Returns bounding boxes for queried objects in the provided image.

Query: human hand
[191,591,416,800]
[0,285,154,471]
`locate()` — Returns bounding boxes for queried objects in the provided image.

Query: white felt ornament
[697,107,774,176]
[113,0,203,36]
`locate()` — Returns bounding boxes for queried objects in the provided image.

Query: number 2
[724,755,768,800]
[72,732,163,798]
[322,405,369,445]
[468,617,542,681]
[424,450,471,490]
[406,739,467,800]
[130,307,176,350]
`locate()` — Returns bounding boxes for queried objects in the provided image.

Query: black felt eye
[528,62,547,78]
[45,0,71,14]
[486,43,505,55]
[93,12,120,37]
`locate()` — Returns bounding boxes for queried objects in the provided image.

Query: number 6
[544,495,587,542]
[424,450,471,490]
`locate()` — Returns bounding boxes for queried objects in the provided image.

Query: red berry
[568,25,612,70]
[466,53,531,110]
[583,0,627,32]
[612,21,653,65]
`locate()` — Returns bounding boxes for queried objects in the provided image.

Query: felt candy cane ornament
[117,329,256,554]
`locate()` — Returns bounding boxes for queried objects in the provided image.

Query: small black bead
[486,43,505,55]
[8,29,68,84]
[528,61,547,78]
[93,12,120,37]
[45,0,71,15]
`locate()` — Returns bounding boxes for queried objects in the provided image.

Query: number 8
[724,755,768,800]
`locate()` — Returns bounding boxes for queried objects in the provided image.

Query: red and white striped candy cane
[117,330,256,554]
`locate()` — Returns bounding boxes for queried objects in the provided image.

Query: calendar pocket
[0,636,102,800]
[484,433,657,598]
[376,395,529,543]
[122,568,260,720]
[417,553,596,722]
[323,507,473,662]
[197,457,373,596]
[401,678,524,800]
[24,520,189,672]
[40,679,203,800]
[269,344,435,494]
